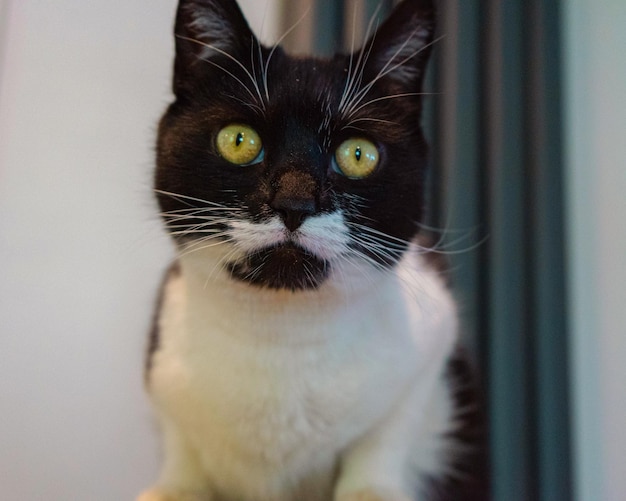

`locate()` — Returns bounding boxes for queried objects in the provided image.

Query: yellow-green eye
[216,124,264,165]
[334,138,379,179]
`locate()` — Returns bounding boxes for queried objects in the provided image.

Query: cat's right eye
[216,124,264,166]
[333,138,379,179]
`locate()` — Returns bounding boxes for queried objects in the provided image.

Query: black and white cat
[139,1,487,500]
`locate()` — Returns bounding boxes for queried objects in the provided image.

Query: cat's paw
[336,487,414,501]
[136,488,207,501]
[136,489,170,501]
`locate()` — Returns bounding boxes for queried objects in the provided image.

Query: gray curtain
[279,1,572,499]
[434,2,571,500]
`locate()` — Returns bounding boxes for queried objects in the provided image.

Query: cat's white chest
[148,252,457,499]
[155,273,411,428]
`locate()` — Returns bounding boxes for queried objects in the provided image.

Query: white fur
[228,213,351,261]
[140,213,459,501]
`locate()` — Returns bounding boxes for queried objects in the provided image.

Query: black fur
[149,0,489,498]
[155,0,435,291]
[424,350,490,500]
[145,262,180,381]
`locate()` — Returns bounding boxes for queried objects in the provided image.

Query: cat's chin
[227,243,330,291]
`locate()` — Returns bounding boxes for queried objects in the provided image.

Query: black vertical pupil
[355,146,362,161]
[236,132,244,146]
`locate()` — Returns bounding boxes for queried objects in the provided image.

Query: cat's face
[156,0,435,291]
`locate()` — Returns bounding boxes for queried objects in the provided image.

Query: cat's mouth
[227,242,329,291]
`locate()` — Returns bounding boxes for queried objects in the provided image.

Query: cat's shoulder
[414,233,451,284]
[145,261,182,378]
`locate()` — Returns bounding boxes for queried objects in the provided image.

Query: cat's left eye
[216,124,264,166]
[333,138,379,179]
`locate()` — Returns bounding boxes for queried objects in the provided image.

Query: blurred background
[0,0,624,500]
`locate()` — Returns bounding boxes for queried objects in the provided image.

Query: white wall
[564,1,626,501]
[0,1,279,499]
[5,0,624,499]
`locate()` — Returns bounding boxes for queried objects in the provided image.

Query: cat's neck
[176,248,404,346]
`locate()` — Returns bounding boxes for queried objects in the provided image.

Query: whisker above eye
[200,57,261,107]
[345,92,436,120]
[341,33,444,121]
[262,5,311,103]
[225,93,265,116]
[176,35,266,111]
[342,117,400,128]
[338,4,382,117]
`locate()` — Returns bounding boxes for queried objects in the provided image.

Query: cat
[138,1,487,500]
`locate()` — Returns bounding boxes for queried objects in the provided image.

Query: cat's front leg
[137,417,211,501]
[335,488,414,501]
[334,371,453,501]
[136,489,207,501]
[334,437,417,501]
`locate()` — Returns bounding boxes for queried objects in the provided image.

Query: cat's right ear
[360,0,436,90]
[173,0,256,96]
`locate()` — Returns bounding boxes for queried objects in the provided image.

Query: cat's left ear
[173,0,257,96]
[362,0,436,89]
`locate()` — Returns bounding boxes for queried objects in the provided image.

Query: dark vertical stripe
[278,0,316,54]
[434,0,485,359]
[483,0,535,499]
[312,0,345,56]
[526,1,572,499]
[433,2,493,492]
[421,35,438,232]
[341,1,393,54]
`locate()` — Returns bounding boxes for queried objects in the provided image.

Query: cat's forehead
[268,53,347,104]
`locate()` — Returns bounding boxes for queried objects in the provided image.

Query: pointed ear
[173,0,256,95]
[362,0,436,88]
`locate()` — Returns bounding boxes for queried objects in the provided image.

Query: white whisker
[343,32,444,120]
[338,5,382,116]
[178,235,234,259]
[155,189,242,210]
[262,6,311,103]
[177,35,265,110]
[203,245,242,288]
[226,93,265,115]
[347,221,412,247]
[346,92,433,119]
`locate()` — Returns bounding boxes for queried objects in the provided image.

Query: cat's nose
[271,196,316,232]
[270,171,318,232]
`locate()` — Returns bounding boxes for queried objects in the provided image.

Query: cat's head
[156,0,436,291]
